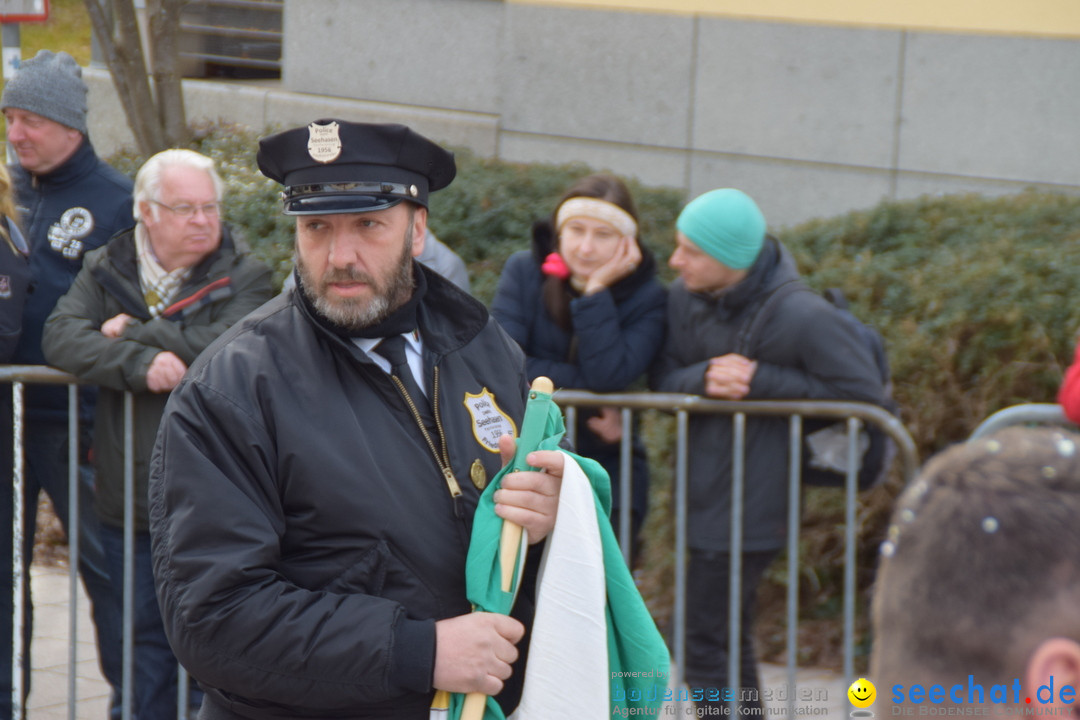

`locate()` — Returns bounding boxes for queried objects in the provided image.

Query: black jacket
[149,266,530,718]
[650,238,884,551]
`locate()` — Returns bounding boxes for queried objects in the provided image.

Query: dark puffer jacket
[0,219,30,361]
[650,237,884,552]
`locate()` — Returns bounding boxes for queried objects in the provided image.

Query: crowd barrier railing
[4,367,920,718]
[968,402,1075,441]
[554,389,919,714]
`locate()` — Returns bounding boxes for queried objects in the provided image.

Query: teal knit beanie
[676,188,766,270]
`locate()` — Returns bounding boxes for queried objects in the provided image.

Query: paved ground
[26,563,851,719]
[27,564,110,719]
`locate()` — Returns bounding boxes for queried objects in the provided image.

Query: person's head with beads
[871,426,1080,713]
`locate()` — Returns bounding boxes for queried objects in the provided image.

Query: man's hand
[101,313,134,339]
[432,612,525,695]
[146,351,188,393]
[586,406,623,444]
[704,353,757,400]
[494,433,562,545]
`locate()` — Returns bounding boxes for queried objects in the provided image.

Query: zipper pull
[442,467,463,498]
[443,468,464,518]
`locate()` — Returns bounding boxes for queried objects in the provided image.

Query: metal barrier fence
[554,389,919,714]
[4,367,919,718]
[2,365,194,720]
[968,402,1076,440]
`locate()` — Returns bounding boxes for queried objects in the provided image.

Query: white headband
[555,198,638,239]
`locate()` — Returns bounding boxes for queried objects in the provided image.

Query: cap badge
[307,121,342,164]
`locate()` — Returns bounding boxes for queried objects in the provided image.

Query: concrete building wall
[83,0,1080,229]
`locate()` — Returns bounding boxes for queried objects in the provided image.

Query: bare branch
[84,0,180,155]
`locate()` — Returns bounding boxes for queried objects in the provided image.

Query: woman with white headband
[491,173,667,564]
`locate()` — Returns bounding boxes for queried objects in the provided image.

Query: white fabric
[509,453,609,719]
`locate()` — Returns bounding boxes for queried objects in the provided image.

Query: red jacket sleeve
[1058,342,1080,424]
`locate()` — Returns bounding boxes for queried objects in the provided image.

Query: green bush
[780,191,1080,456]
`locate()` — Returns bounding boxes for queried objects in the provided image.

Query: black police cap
[256,120,457,215]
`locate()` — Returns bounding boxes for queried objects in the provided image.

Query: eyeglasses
[151,200,221,219]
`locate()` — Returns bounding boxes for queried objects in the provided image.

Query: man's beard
[297,226,416,331]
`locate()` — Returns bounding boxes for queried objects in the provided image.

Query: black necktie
[374,334,431,417]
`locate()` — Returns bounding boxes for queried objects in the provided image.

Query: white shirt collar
[353,330,426,395]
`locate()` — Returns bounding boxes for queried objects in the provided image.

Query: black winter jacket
[650,238,884,551]
[149,267,531,719]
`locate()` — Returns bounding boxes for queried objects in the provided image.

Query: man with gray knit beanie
[650,188,885,713]
[1,49,131,718]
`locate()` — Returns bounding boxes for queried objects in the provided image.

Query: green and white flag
[448,392,670,719]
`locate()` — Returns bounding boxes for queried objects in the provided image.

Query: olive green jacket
[42,225,273,531]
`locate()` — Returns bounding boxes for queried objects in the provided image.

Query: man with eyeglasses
[0,49,134,718]
[42,148,273,719]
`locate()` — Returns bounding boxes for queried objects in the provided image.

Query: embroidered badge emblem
[307,121,342,163]
[48,207,94,259]
[463,388,517,453]
[0,276,10,299]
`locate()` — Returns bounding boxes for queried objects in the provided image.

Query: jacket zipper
[388,365,464,516]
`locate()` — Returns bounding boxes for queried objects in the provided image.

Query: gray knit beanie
[0,50,88,135]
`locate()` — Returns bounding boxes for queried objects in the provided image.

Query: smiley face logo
[848,677,876,708]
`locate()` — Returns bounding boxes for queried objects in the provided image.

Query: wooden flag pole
[461,376,554,720]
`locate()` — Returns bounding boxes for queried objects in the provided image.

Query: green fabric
[450,391,669,719]
[464,386,563,615]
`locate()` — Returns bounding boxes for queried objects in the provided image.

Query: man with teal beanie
[650,188,885,712]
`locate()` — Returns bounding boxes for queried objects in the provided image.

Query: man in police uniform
[148,120,563,719]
